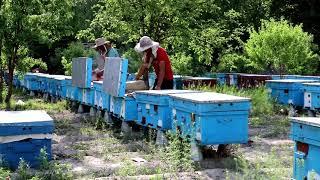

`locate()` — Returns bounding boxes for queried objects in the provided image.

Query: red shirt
[146,47,173,80]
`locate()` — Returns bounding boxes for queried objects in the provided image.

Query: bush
[245,19,319,75]
[59,42,96,75]
[217,53,253,73]
[171,52,207,76]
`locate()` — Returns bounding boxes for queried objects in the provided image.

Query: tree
[245,19,319,74]
[1,0,72,108]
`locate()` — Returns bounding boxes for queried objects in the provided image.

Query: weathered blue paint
[0,111,53,169]
[303,83,320,110]
[79,87,94,106]
[135,90,198,130]
[266,79,319,106]
[169,92,251,145]
[109,94,137,121]
[291,117,320,180]
[93,81,110,110]
[24,73,39,91]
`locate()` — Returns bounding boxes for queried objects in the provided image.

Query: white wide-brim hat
[92,37,110,49]
[134,36,159,52]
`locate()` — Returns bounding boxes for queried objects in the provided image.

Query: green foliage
[17,158,31,180]
[164,133,194,172]
[38,147,50,171]
[171,52,207,76]
[193,85,274,117]
[78,0,273,75]
[35,149,73,180]
[245,19,319,75]
[0,168,11,180]
[122,48,142,73]
[217,53,252,73]
[59,42,96,75]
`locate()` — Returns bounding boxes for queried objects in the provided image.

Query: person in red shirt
[134,36,174,90]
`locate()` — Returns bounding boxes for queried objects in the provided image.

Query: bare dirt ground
[49,109,294,180]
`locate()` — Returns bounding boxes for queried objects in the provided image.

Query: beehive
[0,111,54,169]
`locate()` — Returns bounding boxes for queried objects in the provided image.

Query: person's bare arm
[135,63,148,80]
[155,61,165,90]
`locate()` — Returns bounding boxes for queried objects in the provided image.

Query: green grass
[228,146,293,179]
[0,88,67,112]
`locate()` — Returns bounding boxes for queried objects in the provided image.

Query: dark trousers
[153,79,174,90]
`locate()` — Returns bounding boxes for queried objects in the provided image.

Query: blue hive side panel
[291,118,320,180]
[120,96,137,122]
[172,107,249,145]
[72,57,93,88]
[0,139,52,169]
[103,58,128,97]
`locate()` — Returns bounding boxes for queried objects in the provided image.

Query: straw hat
[92,37,110,48]
[134,36,159,52]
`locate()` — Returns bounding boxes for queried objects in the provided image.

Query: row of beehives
[4,57,252,162]
[4,61,320,178]
[265,78,320,113]
[264,77,320,179]
[8,71,251,147]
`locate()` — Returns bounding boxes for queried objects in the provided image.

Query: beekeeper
[134,36,174,90]
[92,37,120,80]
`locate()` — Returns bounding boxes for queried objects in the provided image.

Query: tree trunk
[5,46,17,110]
[0,40,3,103]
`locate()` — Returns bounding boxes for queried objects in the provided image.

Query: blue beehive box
[169,92,251,145]
[65,77,78,101]
[40,74,52,93]
[24,73,39,91]
[54,76,67,98]
[266,79,318,106]
[93,81,110,110]
[110,94,137,121]
[303,83,320,110]
[0,111,54,169]
[216,73,238,86]
[47,75,58,96]
[78,87,94,106]
[290,117,320,180]
[135,90,198,130]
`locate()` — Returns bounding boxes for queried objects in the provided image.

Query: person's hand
[155,86,161,90]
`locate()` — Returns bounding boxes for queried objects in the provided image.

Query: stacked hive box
[266,79,319,107]
[102,57,133,121]
[290,117,320,180]
[169,92,251,145]
[93,81,110,110]
[0,111,54,169]
[135,90,198,130]
[71,57,93,105]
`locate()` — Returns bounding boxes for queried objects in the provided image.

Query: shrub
[59,42,96,75]
[217,53,253,73]
[245,19,319,75]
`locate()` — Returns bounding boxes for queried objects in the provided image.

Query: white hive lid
[0,110,53,124]
[291,117,320,127]
[169,92,250,103]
